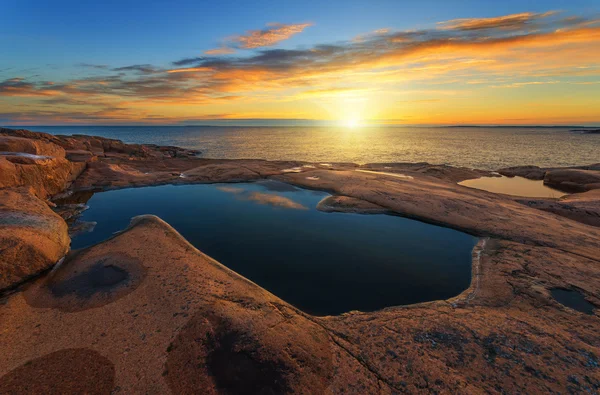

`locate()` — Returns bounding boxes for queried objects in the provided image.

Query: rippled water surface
[26,125,600,170]
[70,181,477,315]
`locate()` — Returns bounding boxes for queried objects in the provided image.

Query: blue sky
[3,0,596,76]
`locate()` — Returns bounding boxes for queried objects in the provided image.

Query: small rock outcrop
[497,165,546,180]
[544,169,600,192]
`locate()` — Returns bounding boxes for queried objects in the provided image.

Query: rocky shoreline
[1,127,599,393]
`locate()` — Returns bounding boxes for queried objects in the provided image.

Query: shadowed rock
[544,169,600,192]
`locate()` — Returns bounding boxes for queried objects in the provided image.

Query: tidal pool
[551,288,595,315]
[70,181,477,316]
[459,176,567,198]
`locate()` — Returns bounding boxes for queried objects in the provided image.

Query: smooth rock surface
[0,188,70,291]
[544,169,600,192]
[0,135,65,158]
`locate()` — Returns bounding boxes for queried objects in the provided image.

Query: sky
[1,0,599,126]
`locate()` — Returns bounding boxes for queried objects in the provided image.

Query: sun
[343,118,360,128]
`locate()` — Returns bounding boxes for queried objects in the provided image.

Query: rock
[0,154,85,199]
[2,127,600,393]
[0,135,65,158]
[544,169,600,192]
[0,188,69,291]
[517,189,600,228]
[0,128,67,152]
[72,161,175,189]
[317,195,389,214]
[180,163,262,182]
[0,216,340,393]
[65,150,96,163]
[362,162,495,182]
[497,165,546,180]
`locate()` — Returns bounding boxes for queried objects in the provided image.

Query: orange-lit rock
[0,188,69,291]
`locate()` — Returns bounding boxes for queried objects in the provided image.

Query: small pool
[459,176,567,198]
[551,288,595,315]
[69,181,477,315]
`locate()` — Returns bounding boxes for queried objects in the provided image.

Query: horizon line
[3,123,599,129]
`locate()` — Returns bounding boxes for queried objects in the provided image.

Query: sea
[12,125,600,170]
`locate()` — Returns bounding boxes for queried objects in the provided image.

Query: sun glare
[344,118,360,128]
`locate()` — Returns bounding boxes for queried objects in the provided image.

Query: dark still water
[22,125,600,170]
[70,181,477,316]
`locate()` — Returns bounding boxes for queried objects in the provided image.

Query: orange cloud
[438,11,557,31]
[167,67,214,73]
[232,22,312,49]
[204,47,236,55]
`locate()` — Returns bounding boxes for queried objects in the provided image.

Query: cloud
[438,11,557,31]
[216,186,244,193]
[167,67,214,73]
[78,63,109,70]
[0,78,62,97]
[2,11,600,124]
[200,22,313,56]
[215,187,308,209]
[204,47,236,55]
[112,64,161,74]
[245,192,308,210]
[232,22,312,49]
[491,80,560,88]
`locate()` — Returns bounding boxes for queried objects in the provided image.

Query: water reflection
[217,186,308,210]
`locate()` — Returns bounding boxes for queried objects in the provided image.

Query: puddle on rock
[459,176,567,198]
[551,288,595,315]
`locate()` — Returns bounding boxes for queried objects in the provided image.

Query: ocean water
[20,125,600,170]
[69,181,477,315]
